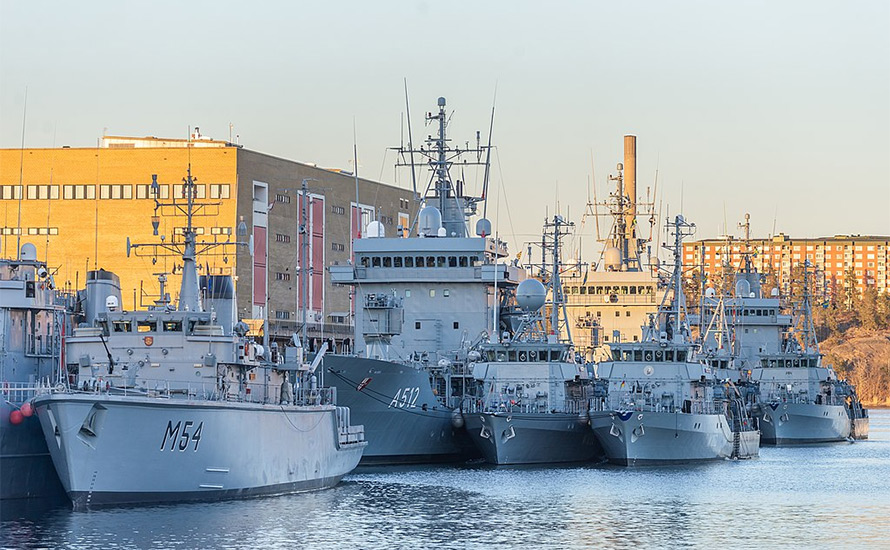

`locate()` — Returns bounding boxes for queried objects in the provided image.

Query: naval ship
[32,171,366,510]
[693,234,868,444]
[461,215,602,465]
[590,215,747,465]
[327,96,518,464]
[1,242,69,505]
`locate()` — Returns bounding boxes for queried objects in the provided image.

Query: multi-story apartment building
[0,134,416,350]
[683,233,890,299]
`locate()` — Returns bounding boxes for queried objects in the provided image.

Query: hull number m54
[161,420,204,451]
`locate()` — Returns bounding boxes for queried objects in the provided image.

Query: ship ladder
[732,430,741,458]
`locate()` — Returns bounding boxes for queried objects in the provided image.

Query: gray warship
[327,96,519,463]
[461,215,601,464]
[33,170,366,510]
[1,243,69,505]
[590,215,748,465]
[694,231,868,444]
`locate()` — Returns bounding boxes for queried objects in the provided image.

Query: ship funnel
[201,275,236,334]
[84,269,122,325]
[624,135,637,240]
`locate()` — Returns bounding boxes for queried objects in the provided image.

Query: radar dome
[604,247,621,271]
[735,279,751,298]
[366,220,385,238]
[516,279,547,312]
[20,243,37,261]
[418,206,442,237]
[705,287,716,298]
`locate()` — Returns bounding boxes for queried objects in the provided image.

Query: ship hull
[33,393,365,510]
[590,410,735,466]
[463,412,602,465]
[756,402,851,445]
[1,398,67,504]
[325,355,478,464]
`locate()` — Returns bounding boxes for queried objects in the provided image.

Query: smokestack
[624,135,637,236]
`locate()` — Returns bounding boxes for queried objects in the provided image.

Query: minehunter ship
[694,241,868,444]
[33,171,365,510]
[590,215,744,465]
[1,243,69,505]
[461,215,602,465]
[327,96,517,464]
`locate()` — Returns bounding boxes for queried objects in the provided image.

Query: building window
[275,193,291,204]
[331,205,346,215]
[26,185,59,200]
[210,227,232,235]
[209,184,231,199]
[99,184,133,199]
[0,185,22,199]
[275,272,291,281]
[331,242,345,252]
[1,227,22,235]
[136,184,169,199]
[275,310,291,319]
[63,185,96,200]
[275,234,292,243]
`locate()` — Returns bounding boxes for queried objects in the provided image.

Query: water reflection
[3,411,889,549]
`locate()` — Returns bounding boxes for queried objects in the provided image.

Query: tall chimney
[623,135,637,243]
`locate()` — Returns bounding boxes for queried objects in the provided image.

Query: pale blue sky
[2,1,888,258]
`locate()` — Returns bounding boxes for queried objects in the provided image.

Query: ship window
[393,257,403,268]
[623,350,632,361]
[443,289,450,297]
[137,320,157,333]
[112,321,131,333]
[429,289,436,298]
[416,256,425,267]
[453,321,459,329]
[665,350,674,361]
[405,257,414,268]
[508,351,517,361]
[677,351,686,362]
[448,256,457,267]
[551,350,561,361]
[459,257,468,267]
[405,290,411,298]
[519,352,527,361]
[426,256,435,267]
[163,321,182,332]
[437,256,446,267]
[382,257,392,268]
[372,257,381,267]
[415,321,421,329]
[612,350,620,361]
[634,350,643,361]
[360,257,370,268]
[470,256,480,266]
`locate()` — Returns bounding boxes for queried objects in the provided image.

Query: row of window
[0,184,233,200]
[566,285,655,296]
[415,320,460,330]
[359,255,482,269]
[0,227,59,235]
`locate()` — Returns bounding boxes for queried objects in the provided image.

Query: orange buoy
[20,402,34,417]
[9,410,24,425]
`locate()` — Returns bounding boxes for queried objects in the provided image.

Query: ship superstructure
[327,96,518,463]
[33,169,365,509]
[562,136,664,360]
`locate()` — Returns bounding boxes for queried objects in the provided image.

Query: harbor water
[3,409,889,549]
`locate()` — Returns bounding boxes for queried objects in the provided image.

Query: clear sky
[1,1,888,259]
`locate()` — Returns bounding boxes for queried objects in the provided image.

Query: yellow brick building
[1,135,415,350]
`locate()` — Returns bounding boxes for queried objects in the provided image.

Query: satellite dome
[418,206,442,237]
[366,220,385,238]
[516,279,547,312]
[20,243,37,261]
[604,247,621,271]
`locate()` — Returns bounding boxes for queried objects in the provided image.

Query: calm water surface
[3,410,889,549]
